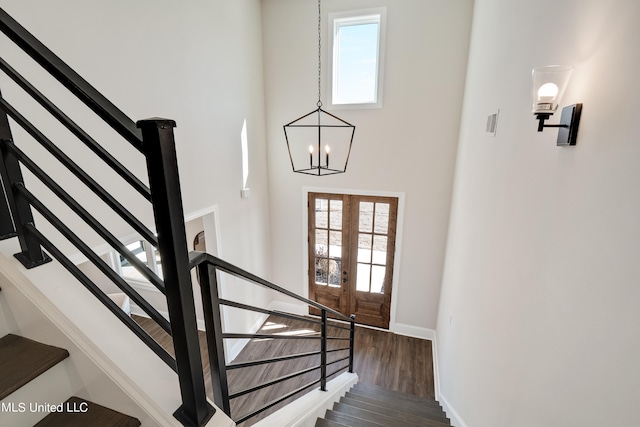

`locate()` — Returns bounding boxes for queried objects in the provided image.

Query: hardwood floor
[133,313,434,426]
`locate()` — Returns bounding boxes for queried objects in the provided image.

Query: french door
[308,192,398,329]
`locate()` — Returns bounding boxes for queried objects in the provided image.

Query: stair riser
[0,362,73,427]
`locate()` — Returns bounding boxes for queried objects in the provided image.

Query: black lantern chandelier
[283,0,355,176]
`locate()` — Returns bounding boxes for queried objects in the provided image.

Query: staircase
[316,383,450,427]
[0,333,141,426]
[0,7,356,426]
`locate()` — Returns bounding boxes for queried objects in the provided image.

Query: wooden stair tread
[0,334,69,400]
[34,397,141,427]
[340,397,450,426]
[345,390,448,420]
[332,402,426,427]
[353,382,441,406]
[347,388,442,412]
[325,408,387,426]
[315,417,349,427]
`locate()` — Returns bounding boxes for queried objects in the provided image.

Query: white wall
[262,0,473,331]
[436,0,640,426]
[0,0,275,366]
[0,0,272,277]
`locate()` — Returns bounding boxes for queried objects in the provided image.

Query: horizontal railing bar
[189,252,352,322]
[24,223,176,370]
[327,364,349,379]
[222,333,320,340]
[234,379,322,425]
[219,298,323,326]
[4,141,165,293]
[228,364,321,400]
[226,350,321,370]
[327,356,350,367]
[0,97,157,246]
[0,8,144,151]
[327,347,350,354]
[0,57,151,201]
[326,323,351,332]
[17,183,171,335]
[307,312,355,331]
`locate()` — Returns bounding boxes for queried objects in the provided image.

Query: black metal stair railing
[0,6,358,427]
[0,7,213,427]
[190,251,356,425]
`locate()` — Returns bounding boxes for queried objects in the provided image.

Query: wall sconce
[532,65,582,146]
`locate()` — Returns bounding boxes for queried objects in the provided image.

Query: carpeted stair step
[0,334,69,400]
[352,383,442,409]
[34,396,141,426]
[344,390,449,422]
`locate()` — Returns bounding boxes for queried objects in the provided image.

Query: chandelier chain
[317,0,322,107]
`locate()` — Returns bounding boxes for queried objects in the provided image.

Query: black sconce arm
[533,103,582,146]
[535,113,570,132]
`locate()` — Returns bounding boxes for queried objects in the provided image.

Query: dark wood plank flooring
[133,314,434,426]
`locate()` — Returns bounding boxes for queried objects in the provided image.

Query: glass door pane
[355,201,390,294]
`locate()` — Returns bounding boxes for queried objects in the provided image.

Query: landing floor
[134,314,434,426]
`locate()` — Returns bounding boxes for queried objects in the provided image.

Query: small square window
[328,8,386,109]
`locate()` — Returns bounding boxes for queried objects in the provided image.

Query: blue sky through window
[336,22,379,104]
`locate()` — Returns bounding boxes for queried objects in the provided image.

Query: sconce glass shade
[532,65,573,114]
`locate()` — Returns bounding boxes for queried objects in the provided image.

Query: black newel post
[349,314,356,373]
[0,90,49,267]
[137,118,214,427]
[198,262,231,416]
[320,309,327,391]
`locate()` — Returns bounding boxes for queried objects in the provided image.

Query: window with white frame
[328,8,386,108]
[117,240,163,281]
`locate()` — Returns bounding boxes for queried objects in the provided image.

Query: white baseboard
[252,372,358,427]
[431,329,468,427]
[392,322,436,341]
[432,333,441,402]
[439,392,470,427]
